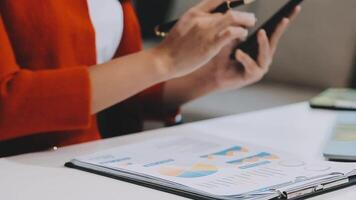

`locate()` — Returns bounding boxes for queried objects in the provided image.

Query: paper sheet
[75,134,356,196]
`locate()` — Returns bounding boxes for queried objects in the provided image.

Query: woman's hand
[163,6,301,109]
[194,6,302,92]
[88,0,256,114]
[155,0,256,79]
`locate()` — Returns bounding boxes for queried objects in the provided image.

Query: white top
[87,0,124,64]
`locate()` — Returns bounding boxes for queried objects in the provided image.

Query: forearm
[90,48,170,114]
[90,0,258,114]
[163,72,217,110]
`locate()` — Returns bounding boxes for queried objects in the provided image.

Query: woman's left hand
[194,6,301,92]
[163,7,301,109]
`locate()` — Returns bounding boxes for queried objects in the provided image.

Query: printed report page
[74,133,356,197]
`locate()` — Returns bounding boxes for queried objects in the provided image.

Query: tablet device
[231,0,305,60]
[324,112,356,161]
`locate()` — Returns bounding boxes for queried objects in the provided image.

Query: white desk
[1,103,356,200]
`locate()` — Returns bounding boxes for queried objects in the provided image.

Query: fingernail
[236,50,241,59]
[259,29,266,36]
[252,14,257,24]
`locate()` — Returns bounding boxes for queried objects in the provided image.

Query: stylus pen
[154,0,257,37]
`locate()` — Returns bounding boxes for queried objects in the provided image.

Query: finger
[235,49,259,74]
[217,10,256,29]
[217,27,248,48]
[288,6,302,21]
[195,0,226,12]
[257,29,272,69]
[269,6,301,51]
[270,18,289,54]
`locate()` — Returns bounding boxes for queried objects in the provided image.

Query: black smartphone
[231,0,305,60]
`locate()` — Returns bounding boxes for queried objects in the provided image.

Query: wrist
[184,68,219,98]
[192,63,220,92]
[148,46,175,81]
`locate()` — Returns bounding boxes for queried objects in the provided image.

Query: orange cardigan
[0,0,171,156]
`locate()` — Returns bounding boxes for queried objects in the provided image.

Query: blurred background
[133,0,356,124]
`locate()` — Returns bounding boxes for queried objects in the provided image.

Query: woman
[0,0,300,156]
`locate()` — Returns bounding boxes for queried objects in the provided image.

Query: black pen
[155,0,257,37]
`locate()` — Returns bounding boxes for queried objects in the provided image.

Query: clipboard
[66,160,356,200]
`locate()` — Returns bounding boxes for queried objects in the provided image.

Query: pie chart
[159,163,218,178]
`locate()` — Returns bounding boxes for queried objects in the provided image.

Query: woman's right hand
[155,0,257,78]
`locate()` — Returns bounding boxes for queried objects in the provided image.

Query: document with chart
[66,133,356,200]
